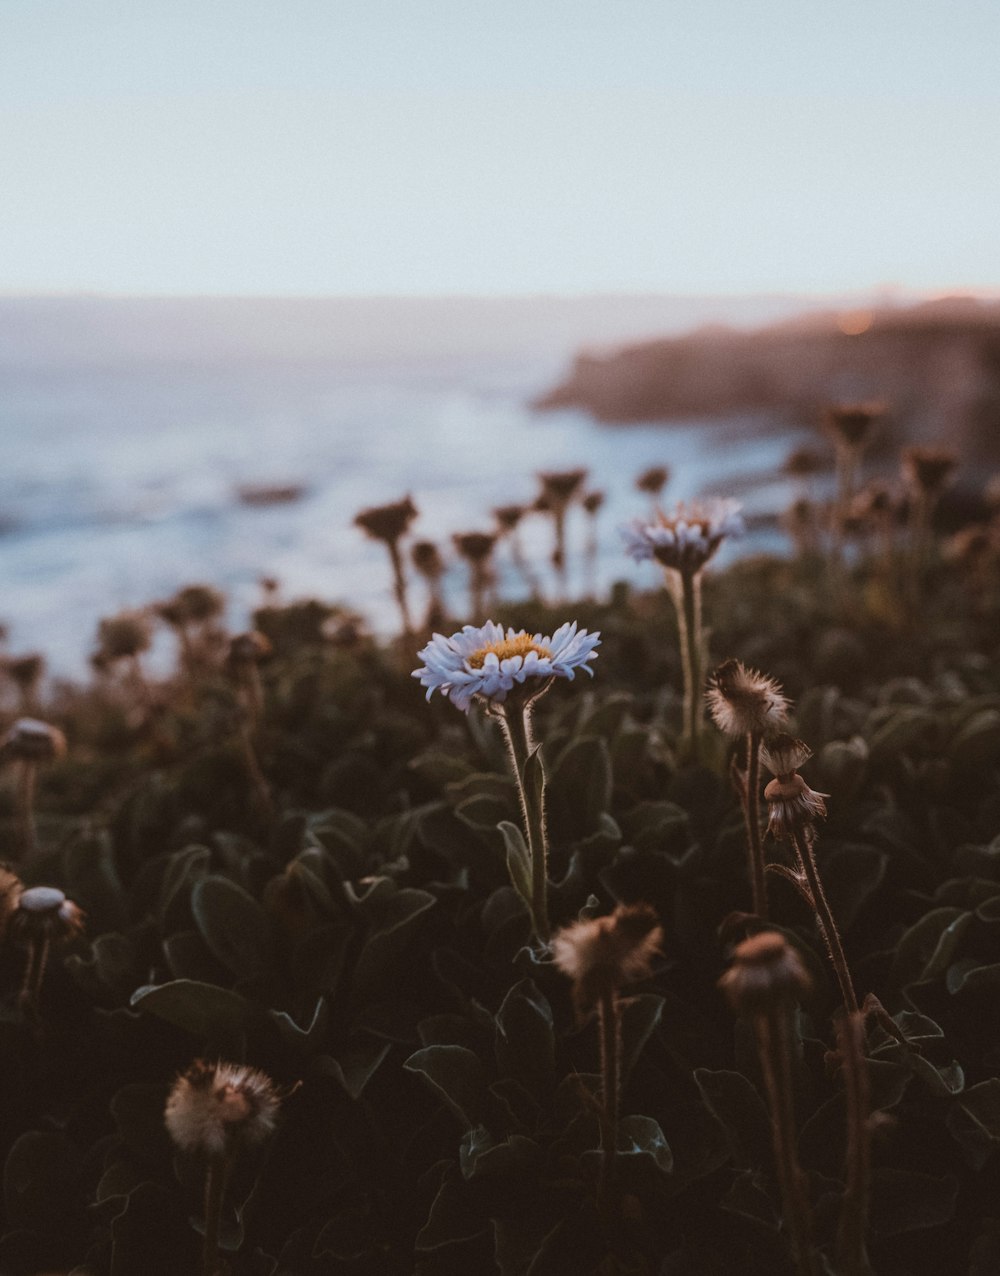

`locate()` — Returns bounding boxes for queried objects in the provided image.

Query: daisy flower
[413,620,600,713]
[621,497,744,575]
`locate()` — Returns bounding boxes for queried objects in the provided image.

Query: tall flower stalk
[826,403,881,568]
[494,504,542,599]
[581,489,605,599]
[413,620,600,944]
[354,496,419,639]
[902,446,957,597]
[553,904,662,1206]
[225,631,273,817]
[835,1010,874,1276]
[537,469,588,601]
[706,660,791,919]
[623,498,743,764]
[452,532,497,619]
[761,735,859,1015]
[720,932,818,1276]
[0,719,67,857]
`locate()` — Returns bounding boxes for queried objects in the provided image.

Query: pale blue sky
[3,0,999,295]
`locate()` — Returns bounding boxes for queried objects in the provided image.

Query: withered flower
[706,660,790,739]
[1,718,67,765]
[825,402,883,450]
[552,902,662,1018]
[635,465,670,497]
[902,446,957,495]
[761,735,828,840]
[719,930,812,1016]
[96,610,153,661]
[165,1059,281,1158]
[353,495,418,545]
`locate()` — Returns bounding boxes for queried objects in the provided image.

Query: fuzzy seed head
[538,468,588,509]
[763,774,829,840]
[760,734,813,780]
[552,903,662,1017]
[706,660,790,738]
[164,1060,281,1158]
[719,931,812,1015]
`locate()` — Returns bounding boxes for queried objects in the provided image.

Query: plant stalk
[387,539,414,638]
[598,984,621,1206]
[745,731,768,919]
[499,700,550,943]
[836,1010,873,1275]
[792,827,859,1015]
[756,1007,819,1276]
[202,1152,230,1276]
[671,568,704,763]
[16,760,37,857]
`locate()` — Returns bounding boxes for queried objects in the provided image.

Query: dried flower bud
[353,496,418,544]
[825,403,883,450]
[226,631,273,668]
[763,772,828,839]
[760,734,813,780]
[1,719,67,765]
[8,886,85,944]
[706,659,790,738]
[165,1060,281,1158]
[411,540,445,579]
[719,930,812,1015]
[902,447,957,496]
[96,611,153,660]
[493,504,526,532]
[582,490,606,515]
[538,468,588,508]
[4,654,45,690]
[635,465,670,496]
[781,447,825,478]
[157,584,226,628]
[552,903,662,1017]
[452,531,497,564]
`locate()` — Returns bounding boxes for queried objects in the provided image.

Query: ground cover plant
[0,448,998,1275]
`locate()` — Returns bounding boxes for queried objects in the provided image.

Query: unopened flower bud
[719,930,812,1016]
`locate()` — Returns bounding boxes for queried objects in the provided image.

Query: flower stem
[598,985,621,1207]
[756,1007,819,1276]
[745,731,769,919]
[202,1152,231,1276]
[672,568,704,763]
[499,700,550,943]
[836,1010,873,1276]
[18,934,50,1015]
[792,828,859,1015]
[387,539,414,638]
[16,760,37,858]
[552,508,568,601]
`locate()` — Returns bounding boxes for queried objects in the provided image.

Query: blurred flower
[538,468,588,509]
[493,503,527,532]
[413,620,599,712]
[621,498,744,574]
[9,885,85,945]
[719,930,811,1016]
[0,718,66,764]
[582,489,606,515]
[635,465,670,497]
[706,659,790,739]
[226,630,273,670]
[95,610,153,662]
[452,531,497,564]
[353,496,418,545]
[781,447,825,478]
[157,584,226,628]
[552,902,662,1017]
[411,540,445,580]
[165,1059,281,1158]
[825,402,884,451]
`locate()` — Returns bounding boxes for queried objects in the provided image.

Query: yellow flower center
[468,634,552,669]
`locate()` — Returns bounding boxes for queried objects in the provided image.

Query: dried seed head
[582,490,606,515]
[4,654,45,691]
[1,718,67,765]
[411,540,445,579]
[538,468,588,509]
[96,611,153,661]
[781,447,825,478]
[635,465,670,496]
[763,773,828,839]
[760,734,813,780]
[902,447,957,496]
[706,660,790,738]
[157,585,226,628]
[552,903,662,1017]
[353,495,418,544]
[719,931,812,1015]
[493,504,526,532]
[825,402,883,450]
[165,1059,281,1158]
[226,631,273,668]
[8,886,85,945]
[452,531,497,564]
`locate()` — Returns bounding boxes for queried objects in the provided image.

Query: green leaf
[157,845,212,928]
[613,1114,673,1172]
[352,886,435,1000]
[949,709,1000,771]
[719,1168,780,1231]
[547,736,612,841]
[869,1169,959,1238]
[494,979,555,1095]
[694,1068,771,1169]
[130,980,256,1042]
[191,875,272,980]
[314,1036,392,1100]
[498,821,532,908]
[946,1079,1000,1167]
[404,1045,494,1131]
[459,1126,539,1180]
[415,1179,488,1253]
[522,744,546,820]
[619,994,665,1089]
[890,908,972,987]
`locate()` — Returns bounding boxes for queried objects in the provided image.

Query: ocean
[0,295,826,675]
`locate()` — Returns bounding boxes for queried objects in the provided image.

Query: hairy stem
[499,701,550,943]
[792,828,859,1015]
[745,731,768,919]
[671,568,704,763]
[756,1008,818,1276]
[598,985,622,1207]
[202,1152,230,1276]
[836,1010,873,1275]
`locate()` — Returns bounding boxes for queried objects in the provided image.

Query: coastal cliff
[535,297,1000,461]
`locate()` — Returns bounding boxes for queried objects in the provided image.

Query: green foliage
[0,554,997,1273]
